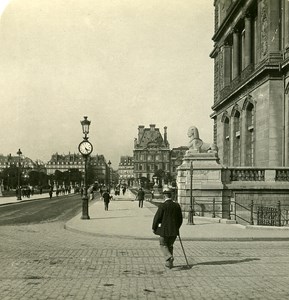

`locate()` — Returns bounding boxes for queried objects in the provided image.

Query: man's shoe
[165,257,174,269]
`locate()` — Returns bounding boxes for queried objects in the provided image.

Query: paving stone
[0,222,289,299]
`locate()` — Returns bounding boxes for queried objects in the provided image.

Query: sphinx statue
[187,126,218,154]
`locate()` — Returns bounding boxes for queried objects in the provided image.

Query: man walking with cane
[152,187,183,269]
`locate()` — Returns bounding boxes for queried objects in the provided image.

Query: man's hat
[162,187,172,194]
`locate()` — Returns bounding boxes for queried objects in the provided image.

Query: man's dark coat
[102,192,111,203]
[152,199,183,237]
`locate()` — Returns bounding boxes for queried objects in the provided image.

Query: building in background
[118,156,134,186]
[46,153,107,184]
[0,154,46,190]
[133,124,170,185]
[210,0,289,167]
[0,154,37,172]
[170,146,188,178]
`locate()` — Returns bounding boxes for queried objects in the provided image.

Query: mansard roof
[135,125,169,149]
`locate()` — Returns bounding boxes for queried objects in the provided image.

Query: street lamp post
[6,154,12,191]
[78,116,93,220]
[17,149,22,200]
[108,160,111,191]
[187,161,195,225]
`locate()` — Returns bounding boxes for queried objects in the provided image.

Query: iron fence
[233,199,289,227]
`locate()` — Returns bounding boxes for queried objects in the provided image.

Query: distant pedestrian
[102,189,112,211]
[136,187,145,208]
[122,186,126,195]
[152,187,183,269]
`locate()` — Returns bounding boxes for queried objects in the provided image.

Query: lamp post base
[81,196,90,220]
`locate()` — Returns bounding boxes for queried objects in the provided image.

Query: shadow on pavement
[195,258,260,266]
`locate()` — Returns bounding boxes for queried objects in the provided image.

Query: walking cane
[178,235,190,268]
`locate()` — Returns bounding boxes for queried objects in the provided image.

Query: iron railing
[233,200,289,226]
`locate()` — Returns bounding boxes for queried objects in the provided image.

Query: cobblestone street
[1,221,289,300]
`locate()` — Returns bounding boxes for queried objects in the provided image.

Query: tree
[68,168,82,185]
[1,165,18,189]
[54,170,64,185]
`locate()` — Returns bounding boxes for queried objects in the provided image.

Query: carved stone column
[244,13,252,68]
[222,43,232,87]
[284,0,289,50]
[232,28,240,79]
[267,0,281,53]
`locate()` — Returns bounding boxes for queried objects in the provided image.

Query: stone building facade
[133,124,170,183]
[210,0,289,167]
[170,146,188,177]
[46,153,107,183]
[118,156,134,186]
[0,154,36,172]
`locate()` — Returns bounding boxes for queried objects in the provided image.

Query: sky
[0,0,214,168]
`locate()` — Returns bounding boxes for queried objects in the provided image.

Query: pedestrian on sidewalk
[152,187,183,269]
[136,187,145,208]
[122,186,126,195]
[102,189,112,211]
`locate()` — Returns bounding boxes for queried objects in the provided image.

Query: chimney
[149,124,156,131]
[138,125,145,142]
[164,126,167,143]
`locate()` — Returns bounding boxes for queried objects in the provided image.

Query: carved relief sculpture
[260,0,268,57]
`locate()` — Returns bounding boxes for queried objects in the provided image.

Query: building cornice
[212,0,245,42]
[211,63,282,112]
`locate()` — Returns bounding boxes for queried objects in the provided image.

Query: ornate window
[245,102,254,166]
[222,114,230,166]
[233,109,241,166]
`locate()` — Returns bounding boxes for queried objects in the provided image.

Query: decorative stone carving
[260,0,268,57]
[214,59,219,103]
[186,126,218,155]
[219,48,224,89]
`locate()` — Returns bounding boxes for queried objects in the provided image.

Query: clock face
[79,141,93,155]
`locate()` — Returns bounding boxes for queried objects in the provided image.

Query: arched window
[245,102,254,166]
[233,110,241,166]
[223,115,230,166]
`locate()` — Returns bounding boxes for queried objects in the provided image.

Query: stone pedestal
[177,150,230,220]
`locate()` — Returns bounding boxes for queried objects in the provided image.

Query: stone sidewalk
[0,192,50,205]
[65,191,289,241]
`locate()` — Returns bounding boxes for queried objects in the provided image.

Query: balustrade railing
[229,169,265,181]
[275,170,289,181]
[219,64,254,101]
